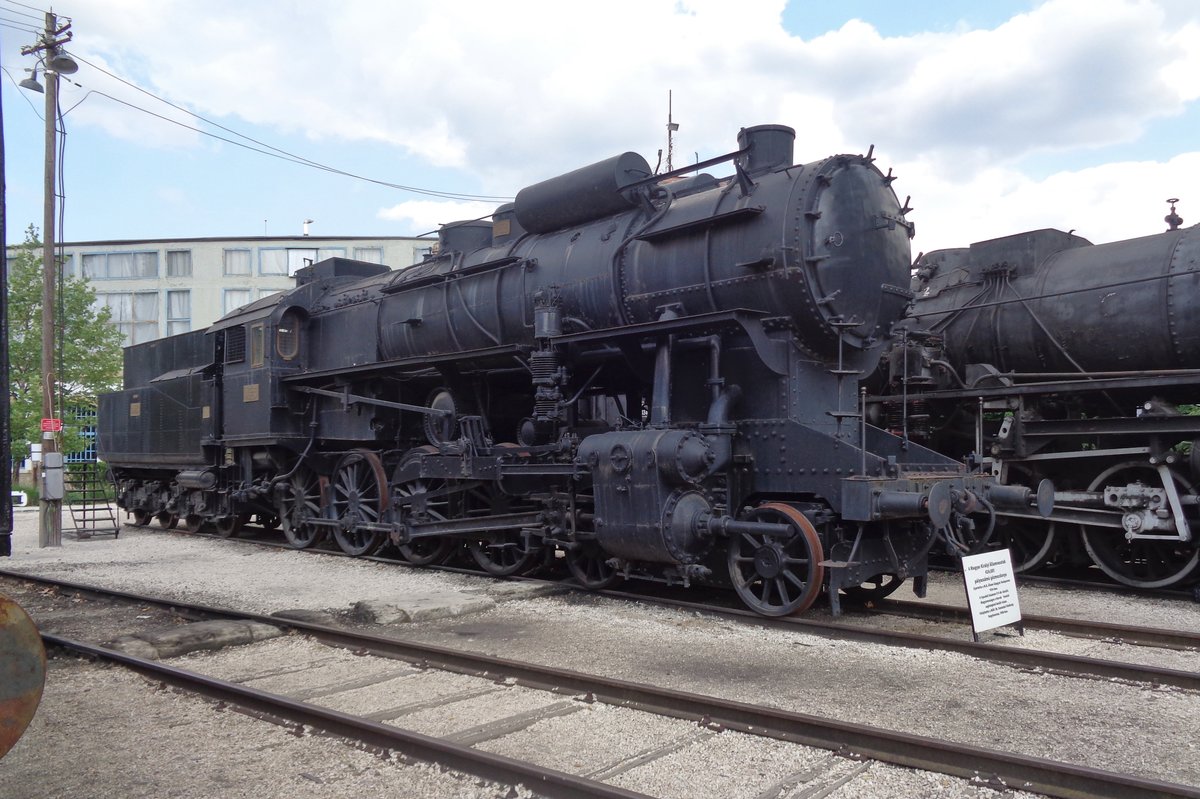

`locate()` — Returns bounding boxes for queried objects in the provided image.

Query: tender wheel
[212,515,242,538]
[840,573,904,602]
[182,514,203,533]
[469,530,538,576]
[130,509,152,527]
[154,512,178,530]
[278,466,328,549]
[565,542,618,589]
[393,446,455,566]
[727,502,825,616]
[1080,462,1200,588]
[330,450,389,557]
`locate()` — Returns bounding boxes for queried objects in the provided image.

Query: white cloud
[8,0,1200,246]
[903,152,1200,249]
[377,199,498,235]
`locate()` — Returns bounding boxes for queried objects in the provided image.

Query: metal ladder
[64,461,120,539]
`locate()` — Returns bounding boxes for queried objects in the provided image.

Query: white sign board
[961,549,1023,638]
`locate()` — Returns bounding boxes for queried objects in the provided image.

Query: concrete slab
[465,580,571,601]
[105,619,283,659]
[270,608,340,626]
[351,591,496,624]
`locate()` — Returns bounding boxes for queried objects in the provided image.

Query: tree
[8,225,124,480]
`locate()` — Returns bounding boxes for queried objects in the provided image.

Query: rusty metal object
[0,592,46,759]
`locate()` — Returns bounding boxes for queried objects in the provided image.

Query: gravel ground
[2,658,537,799]
[2,507,1198,797]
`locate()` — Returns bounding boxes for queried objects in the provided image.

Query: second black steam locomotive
[98,124,1047,616]
[874,213,1200,590]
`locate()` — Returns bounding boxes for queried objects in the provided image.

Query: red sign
[40,418,63,432]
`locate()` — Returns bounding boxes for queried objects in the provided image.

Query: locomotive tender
[876,215,1200,590]
[99,124,1047,616]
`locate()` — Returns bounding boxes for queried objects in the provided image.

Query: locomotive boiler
[99,124,1047,616]
[877,216,1200,589]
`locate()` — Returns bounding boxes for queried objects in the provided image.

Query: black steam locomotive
[98,124,1047,616]
[875,212,1200,590]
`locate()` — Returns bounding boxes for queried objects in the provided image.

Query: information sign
[40,418,63,433]
[961,548,1023,641]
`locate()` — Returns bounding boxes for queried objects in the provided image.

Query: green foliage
[8,225,124,463]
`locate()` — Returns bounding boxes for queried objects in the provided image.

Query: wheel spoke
[783,570,806,591]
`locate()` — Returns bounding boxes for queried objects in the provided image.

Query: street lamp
[20,13,77,548]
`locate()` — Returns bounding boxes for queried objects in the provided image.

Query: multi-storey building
[56,234,431,345]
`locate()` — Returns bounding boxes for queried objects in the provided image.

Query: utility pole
[1,29,12,558]
[21,12,75,548]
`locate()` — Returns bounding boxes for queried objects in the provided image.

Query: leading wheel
[130,509,152,527]
[727,503,825,616]
[1080,462,1200,588]
[154,512,178,530]
[278,465,328,549]
[565,541,618,589]
[330,450,389,557]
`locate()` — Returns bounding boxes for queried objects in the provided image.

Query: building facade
[56,235,432,345]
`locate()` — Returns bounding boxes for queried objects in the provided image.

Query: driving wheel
[330,450,389,556]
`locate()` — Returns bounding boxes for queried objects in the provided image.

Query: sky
[1,0,1198,257]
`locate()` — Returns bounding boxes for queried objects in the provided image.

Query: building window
[260,247,346,276]
[95,291,159,344]
[60,254,76,278]
[288,248,318,275]
[223,289,252,315]
[223,249,252,276]
[166,290,191,336]
[81,251,159,279]
[353,247,383,264]
[166,250,193,277]
[225,326,246,363]
[260,249,290,276]
[250,323,266,367]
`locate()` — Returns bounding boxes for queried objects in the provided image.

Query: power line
[0,17,42,34]
[69,53,512,204]
[0,65,44,119]
[0,0,48,21]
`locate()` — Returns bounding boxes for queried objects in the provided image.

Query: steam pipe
[649,307,680,427]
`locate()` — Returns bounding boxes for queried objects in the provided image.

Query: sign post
[961,548,1023,642]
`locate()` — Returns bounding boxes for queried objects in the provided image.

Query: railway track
[110,524,1200,686]
[7,570,1199,799]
